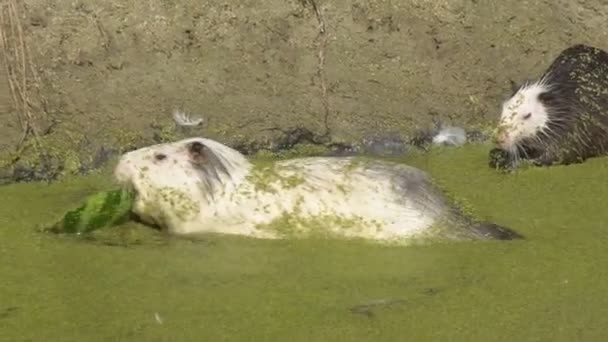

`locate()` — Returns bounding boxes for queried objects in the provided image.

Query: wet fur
[491,44,608,169]
[114,138,522,243]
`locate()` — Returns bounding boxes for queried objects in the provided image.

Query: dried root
[0,0,49,162]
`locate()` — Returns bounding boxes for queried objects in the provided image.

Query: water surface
[2,144,608,341]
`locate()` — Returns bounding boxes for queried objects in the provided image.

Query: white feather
[432,126,467,146]
[172,109,204,127]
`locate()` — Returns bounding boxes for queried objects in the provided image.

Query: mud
[1,0,608,181]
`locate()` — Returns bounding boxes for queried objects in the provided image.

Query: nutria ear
[187,141,208,165]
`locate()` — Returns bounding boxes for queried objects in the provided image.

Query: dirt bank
[1,0,607,181]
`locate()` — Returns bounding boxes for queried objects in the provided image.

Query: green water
[2,144,608,341]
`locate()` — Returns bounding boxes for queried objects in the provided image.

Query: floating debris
[349,298,407,318]
[154,312,164,324]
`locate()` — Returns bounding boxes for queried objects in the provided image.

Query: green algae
[0,130,88,181]
[246,159,306,194]
[3,144,608,340]
[0,121,183,184]
[150,119,179,144]
[252,143,332,160]
[255,210,373,239]
[152,186,199,221]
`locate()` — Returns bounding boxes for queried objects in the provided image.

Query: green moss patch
[246,160,306,194]
[255,211,374,239]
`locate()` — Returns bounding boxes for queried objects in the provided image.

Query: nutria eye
[154,153,167,161]
[523,113,532,120]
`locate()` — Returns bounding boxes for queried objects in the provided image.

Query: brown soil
[1,0,608,180]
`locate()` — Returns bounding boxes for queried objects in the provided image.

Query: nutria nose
[493,131,508,145]
[113,162,131,184]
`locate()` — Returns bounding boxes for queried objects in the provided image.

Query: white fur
[496,80,550,149]
[432,126,467,146]
[113,138,454,243]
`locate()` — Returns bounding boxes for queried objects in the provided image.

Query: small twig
[309,0,325,34]
[94,18,112,52]
[307,0,331,137]
[0,4,22,131]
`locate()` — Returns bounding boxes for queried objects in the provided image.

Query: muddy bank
[1,0,607,181]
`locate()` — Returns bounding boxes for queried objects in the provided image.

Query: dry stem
[0,0,48,157]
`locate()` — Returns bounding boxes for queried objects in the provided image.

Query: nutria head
[113,138,251,230]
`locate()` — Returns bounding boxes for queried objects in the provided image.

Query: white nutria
[491,44,608,169]
[113,137,521,244]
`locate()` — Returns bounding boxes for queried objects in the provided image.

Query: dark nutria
[490,44,608,169]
